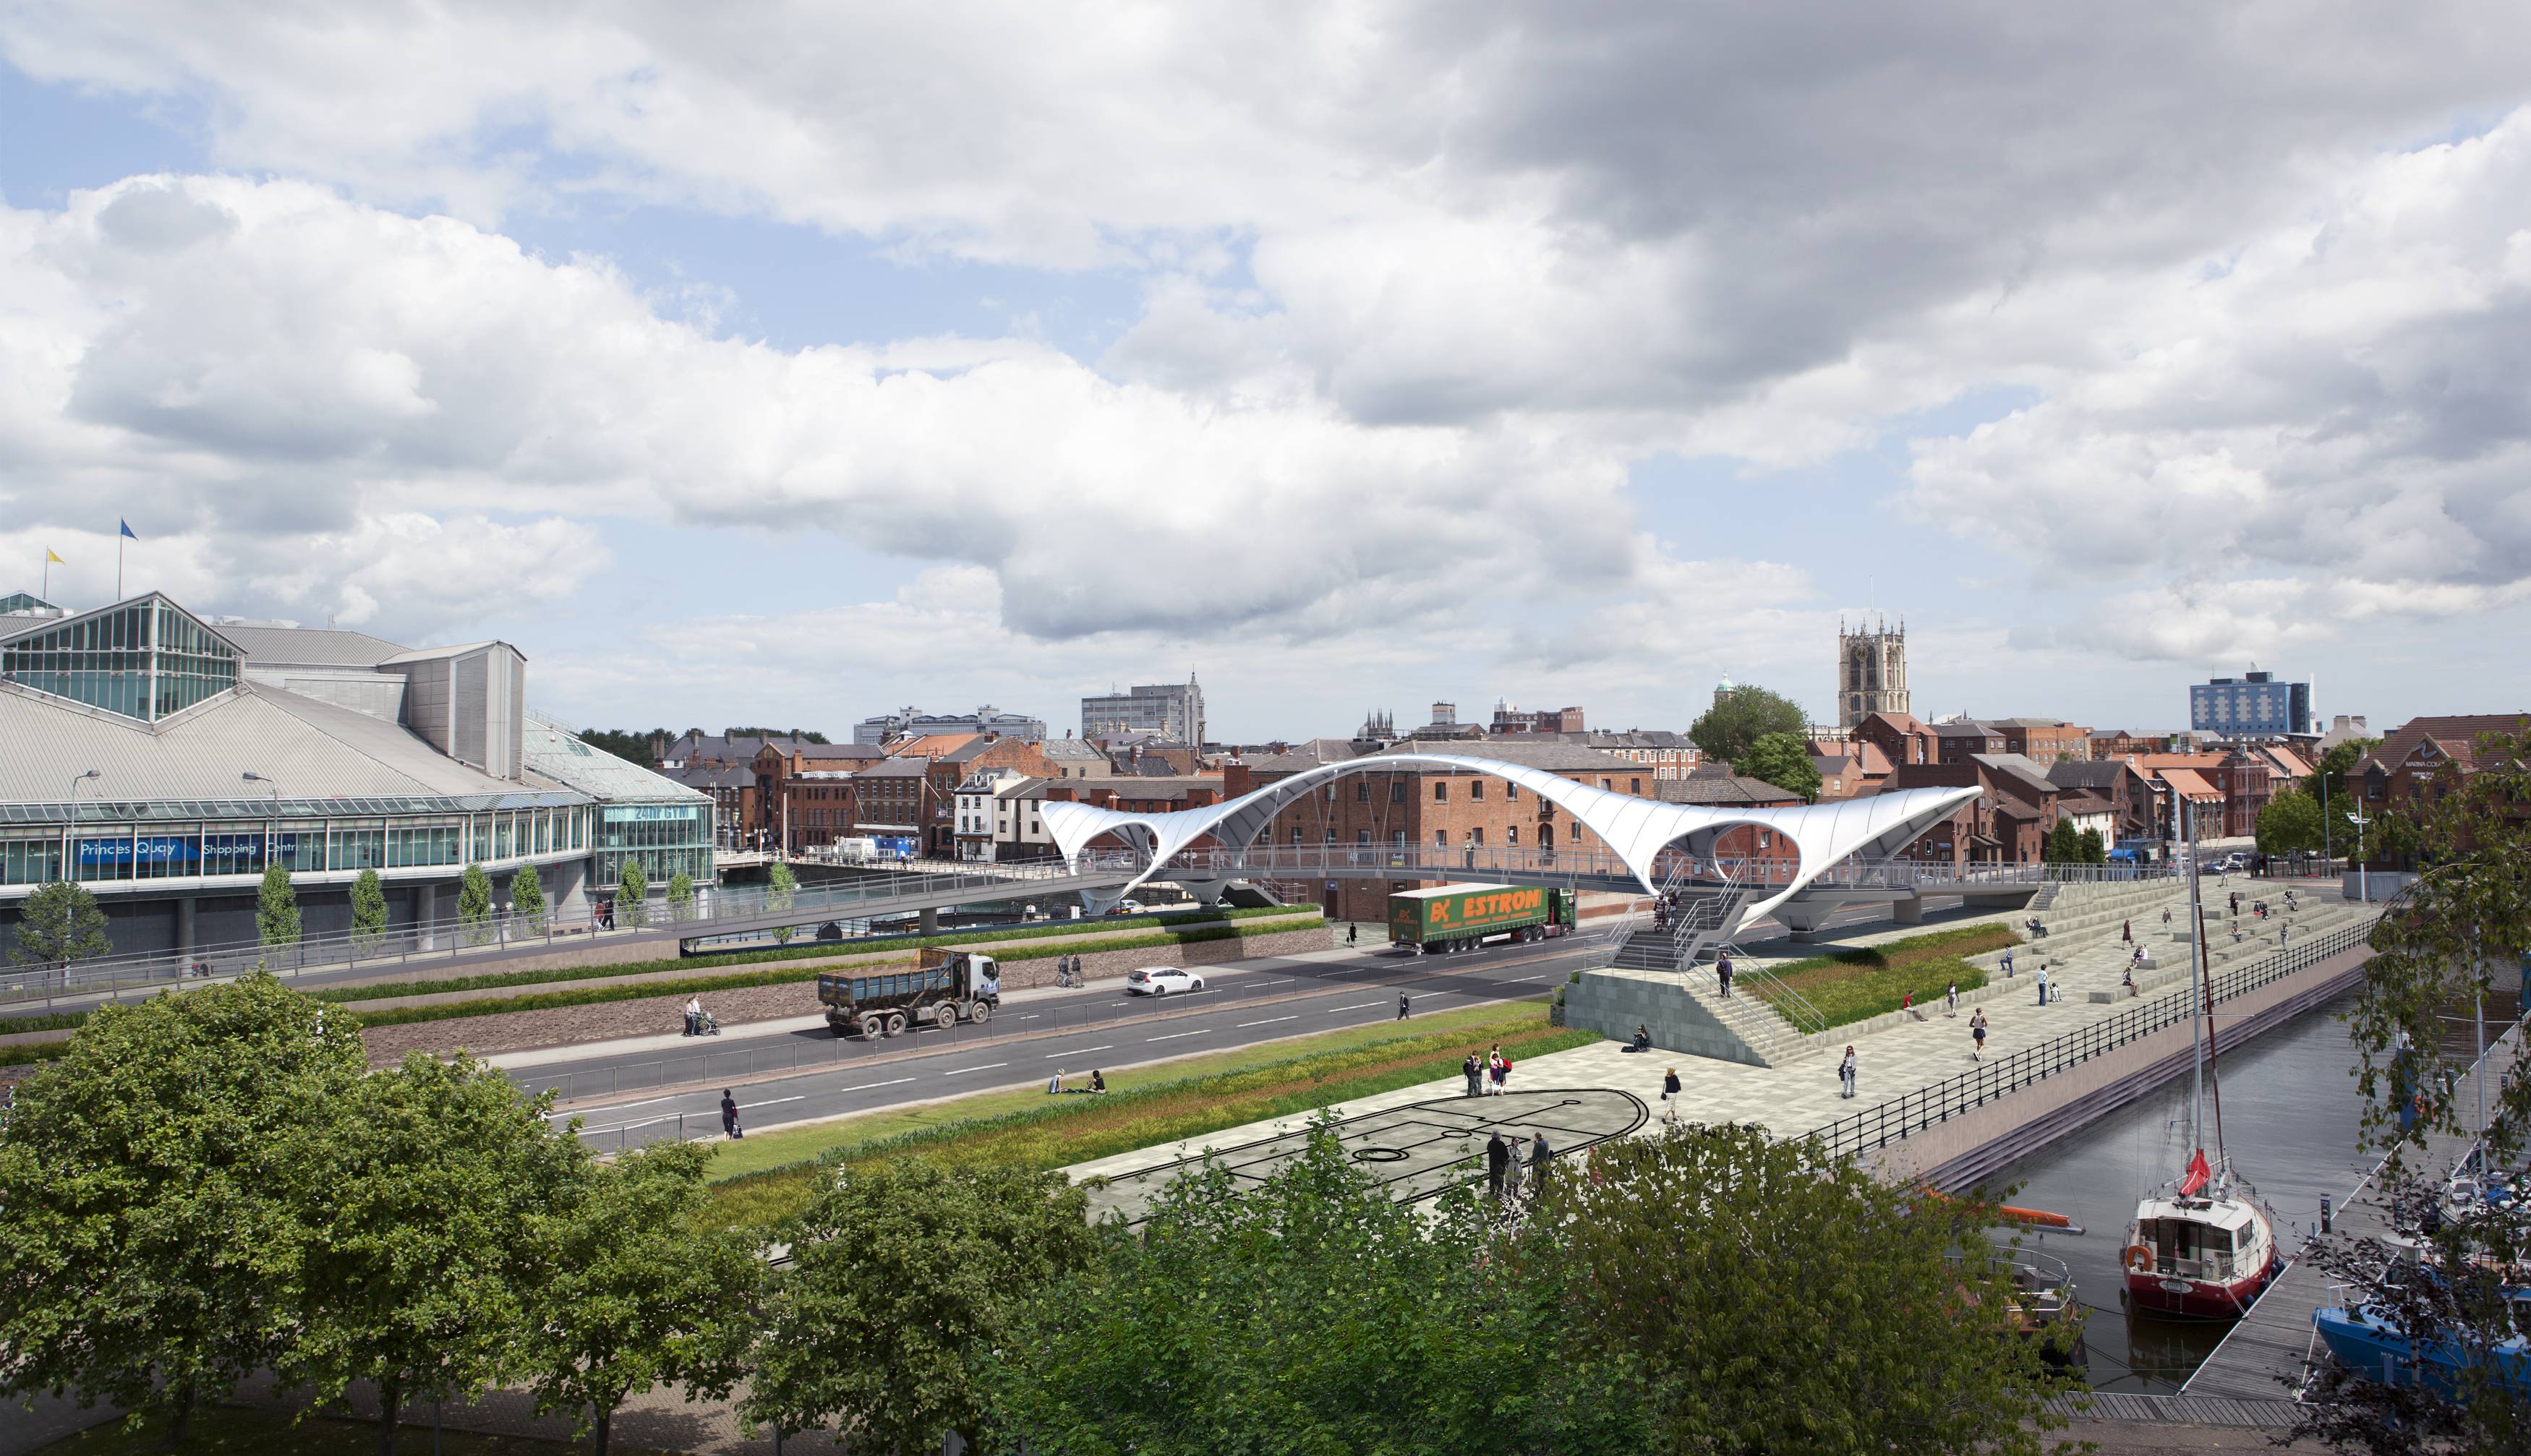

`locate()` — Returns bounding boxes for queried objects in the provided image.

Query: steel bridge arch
[1038,752,1978,920]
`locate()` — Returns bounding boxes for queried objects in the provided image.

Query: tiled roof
[1970,753,2060,800]
[2360,715,2531,774]
[1374,741,1623,772]
[2156,767,2223,801]
[1655,775,1806,806]
[855,756,931,779]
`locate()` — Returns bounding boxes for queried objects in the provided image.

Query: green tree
[743,1159,1100,1454]
[287,1053,586,1456]
[456,862,494,943]
[0,975,367,1444]
[991,1123,1642,1455]
[2043,817,2080,864]
[256,862,301,949]
[1734,731,1822,802]
[1557,1123,2078,1454]
[2078,827,2107,864]
[2290,724,2531,1450]
[508,865,547,937]
[666,871,695,922]
[766,862,798,947]
[349,868,389,953]
[524,1143,759,1456]
[2254,787,2323,856]
[1686,683,1807,766]
[10,878,111,968]
[617,861,649,930]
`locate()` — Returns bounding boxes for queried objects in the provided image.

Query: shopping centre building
[0,591,712,957]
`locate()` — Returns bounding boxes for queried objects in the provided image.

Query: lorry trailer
[1388,883,1574,954]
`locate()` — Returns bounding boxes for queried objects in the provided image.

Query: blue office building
[2188,669,2312,737]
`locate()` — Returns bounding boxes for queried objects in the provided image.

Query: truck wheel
[970,1001,991,1024]
[884,1011,907,1037]
[859,1015,884,1040]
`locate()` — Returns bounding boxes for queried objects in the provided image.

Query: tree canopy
[256,862,301,948]
[2255,787,2323,855]
[1736,730,1822,802]
[12,879,110,967]
[744,1159,1099,1454]
[349,868,388,948]
[617,861,650,929]
[0,975,367,1444]
[767,862,798,946]
[1688,685,1808,766]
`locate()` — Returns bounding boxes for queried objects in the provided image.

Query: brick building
[1853,711,1939,770]
[840,756,931,852]
[1808,739,1893,800]
[1933,720,2007,764]
[1886,754,2062,867]
[1991,718,2091,763]
[2046,758,2157,842]
[2355,714,2531,820]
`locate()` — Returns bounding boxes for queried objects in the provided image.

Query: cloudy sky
[4,3,2528,742]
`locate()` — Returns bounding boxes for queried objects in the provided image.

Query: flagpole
[117,534,124,601]
[40,550,48,601]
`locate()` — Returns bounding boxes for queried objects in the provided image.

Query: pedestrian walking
[1971,1010,1988,1060]
[1347,922,1357,946]
[1462,1053,1482,1098]
[685,995,703,1037]
[1485,1131,1510,1202]
[1492,1050,1512,1095]
[2002,947,2015,978]
[1661,1066,1681,1122]
[2121,919,2132,944]
[2036,964,2049,1006]
[1487,1045,1506,1095]
[1838,1045,1857,1099]
[1717,951,1734,999]
[1945,980,1958,1017]
[720,1089,742,1139]
[1398,991,1410,1020]
[1528,1132,1553,1196]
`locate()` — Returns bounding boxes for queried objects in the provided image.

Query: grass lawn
[700,999,1581,1230]
[36,1403,667,1455]
[1754,922,2020,1030]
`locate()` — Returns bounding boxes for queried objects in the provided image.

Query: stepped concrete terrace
[1063,877,2378,1200]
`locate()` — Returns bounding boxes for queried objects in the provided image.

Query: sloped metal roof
[218,623,409,667]
[522,714,707,805]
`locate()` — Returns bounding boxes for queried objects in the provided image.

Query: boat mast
[2183,806,2207,1176]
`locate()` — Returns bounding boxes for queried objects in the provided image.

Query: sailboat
[2120,826,2282,1319]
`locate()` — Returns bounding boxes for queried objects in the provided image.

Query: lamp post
[66,768,101,883]
[2349,808,2370,904]
[242,771,281,875]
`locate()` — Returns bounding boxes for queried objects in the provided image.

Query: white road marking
[1049,1045,1113,1058]
[835,1077,916,1094]
[1146,1029,1208,1042]
[1328,1002,1383,1012]
[1503,975,1548,982]
[940,1063,1010,1076]
[1237,1016,1299,1028]
[736,1095,806,1110]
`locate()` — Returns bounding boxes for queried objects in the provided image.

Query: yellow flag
[45,549,63,564]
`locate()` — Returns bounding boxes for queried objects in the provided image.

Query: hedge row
[343,919,1325,1030]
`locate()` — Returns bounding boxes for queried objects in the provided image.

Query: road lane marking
[1504,975,1548,982]
[736,1095,806,1110]
[1048,1045,1113,1058]
[940,1063,1010,1076]
[1327,1002,1383,1012]
[1237,1016,1298,1028]
[835,1077,916,1094]
[1146,1030,1208,1042]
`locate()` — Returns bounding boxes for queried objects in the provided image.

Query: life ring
[2123,1243,2154,1274]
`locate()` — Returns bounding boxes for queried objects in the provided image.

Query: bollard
[2321,1194,2333,1233]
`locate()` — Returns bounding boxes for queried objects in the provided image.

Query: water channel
[1981,992,2379,1393]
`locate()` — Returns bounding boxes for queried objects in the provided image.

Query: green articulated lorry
[1387,883,1575,954]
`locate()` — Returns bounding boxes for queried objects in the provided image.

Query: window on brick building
[1357,829,1370,845]
[1470,828,1484,847]
[1390,781,1404,802]
[1630,778,1642,795]
[1507,825,1519,845]
[1435,829,1448,847]
[1506,782,1518,800]
[1324,828,1336,844]
[1601,777,1612,789]
[1357,781,1370,801]
[1434,781,1448,802]
[1291,826,1303,845]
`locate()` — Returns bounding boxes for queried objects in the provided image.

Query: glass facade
[596,803,711,886]
[0,598,241,723]
[1,806,603,887]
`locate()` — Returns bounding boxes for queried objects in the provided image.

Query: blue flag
[119,519,137,540]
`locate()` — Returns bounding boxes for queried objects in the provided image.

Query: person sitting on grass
[1090,1069,1107,1093]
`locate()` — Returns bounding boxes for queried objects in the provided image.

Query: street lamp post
[2349,809,2370,904]
[242,771,281,875]
[65,769,101,883]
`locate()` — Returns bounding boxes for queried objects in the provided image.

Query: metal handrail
[1801,916,2381,1162]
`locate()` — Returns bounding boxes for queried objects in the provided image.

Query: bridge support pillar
[1893,896,1925,925]
[919,906,939,935]
[1777,902,1832,943]
[1175,877,1229,907]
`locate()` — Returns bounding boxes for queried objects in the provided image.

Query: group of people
[1051,953,1085,988]
[1482,1128,1555,1202]
[1046,1067,1107,1095]
[682,996,717,1036]
[1461,1045,1515,1097]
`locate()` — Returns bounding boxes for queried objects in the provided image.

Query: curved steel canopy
[1038,752,1979,920]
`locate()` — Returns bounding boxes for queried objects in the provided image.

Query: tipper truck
[818,946,1002,1038]
[1387,883,1574,954]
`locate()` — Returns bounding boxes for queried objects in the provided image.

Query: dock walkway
[2184,1019,2527,1401]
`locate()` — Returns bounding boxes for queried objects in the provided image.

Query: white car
[1124,965,1206,996]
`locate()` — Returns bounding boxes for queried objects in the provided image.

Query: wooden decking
[2183,1020,2527,1402]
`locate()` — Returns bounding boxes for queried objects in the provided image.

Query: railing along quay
[1803,917,2378,1163]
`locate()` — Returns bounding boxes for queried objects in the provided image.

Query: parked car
[1124,965,1206,996]
[1106,898,1148,917]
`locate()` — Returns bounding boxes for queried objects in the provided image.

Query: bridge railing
[1,852,1144,1009]
[1801,917,2378,1164]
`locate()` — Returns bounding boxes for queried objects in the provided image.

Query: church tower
[1838,617,1909,729]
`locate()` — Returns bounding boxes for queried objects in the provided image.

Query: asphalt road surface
[543,933,1606,1150]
